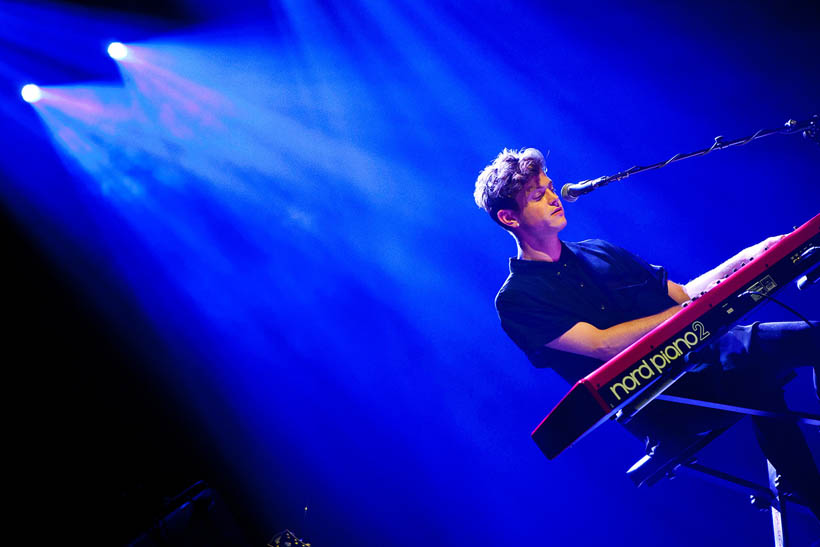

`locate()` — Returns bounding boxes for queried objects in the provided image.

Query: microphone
[560,176,608,203]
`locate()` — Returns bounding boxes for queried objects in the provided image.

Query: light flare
[107,41,128,60]
[21,84,42,103]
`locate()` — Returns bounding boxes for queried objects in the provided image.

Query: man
[474,147,820,519]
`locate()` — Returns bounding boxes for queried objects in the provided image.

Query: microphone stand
[562,115,818,202]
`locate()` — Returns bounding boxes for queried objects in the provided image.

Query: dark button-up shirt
[495,239,676,384]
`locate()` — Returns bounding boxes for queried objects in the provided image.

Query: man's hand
[741,235,786,264]
[685,234,786,297]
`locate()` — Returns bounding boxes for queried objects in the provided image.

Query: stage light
[21,84,42,103]
[107,42,128,60]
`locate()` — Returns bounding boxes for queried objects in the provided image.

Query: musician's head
[474,147,565,236]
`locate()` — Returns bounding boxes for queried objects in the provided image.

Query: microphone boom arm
[561,115,818,202]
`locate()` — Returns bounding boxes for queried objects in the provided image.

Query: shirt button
[601,305,606,310]
[556,271,561,276]
[580,282,584,287]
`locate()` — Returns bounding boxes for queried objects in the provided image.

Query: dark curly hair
[473,147,546,230]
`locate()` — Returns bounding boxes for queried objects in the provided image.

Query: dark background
[4,2,258,542]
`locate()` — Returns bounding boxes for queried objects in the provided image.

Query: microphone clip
[561,175,614,202]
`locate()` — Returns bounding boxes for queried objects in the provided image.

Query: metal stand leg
[768,460,788,547]
[673,458,810,546]
[626,396,818,544]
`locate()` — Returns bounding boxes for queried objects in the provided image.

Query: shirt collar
[509,241,577,274]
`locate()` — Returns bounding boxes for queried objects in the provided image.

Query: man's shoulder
[494,267,561,311]
[494,269,540,309]
[494,273,519,307]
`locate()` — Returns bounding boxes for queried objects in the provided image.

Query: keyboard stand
[626,397,819,547]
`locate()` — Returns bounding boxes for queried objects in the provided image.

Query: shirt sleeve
[598,241,676,314]
[608,242,669,293]
[495,288,580,355]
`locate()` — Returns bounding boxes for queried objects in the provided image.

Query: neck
[518,233,562,262]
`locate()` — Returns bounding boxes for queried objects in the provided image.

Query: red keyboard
[532,213,820,460]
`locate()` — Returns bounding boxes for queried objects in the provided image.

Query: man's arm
[546,278,687,361]
[667,280,690,304]
[544,236,783,363]
[546,304,682,362]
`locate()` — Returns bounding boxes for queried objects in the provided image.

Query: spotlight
[107,42,128,60]
[21,84,42,103]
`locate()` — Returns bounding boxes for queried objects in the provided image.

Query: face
[503,171,566,235]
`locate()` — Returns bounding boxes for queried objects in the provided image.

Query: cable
[738,290,815,330]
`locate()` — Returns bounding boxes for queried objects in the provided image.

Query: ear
[496,209,519,229]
